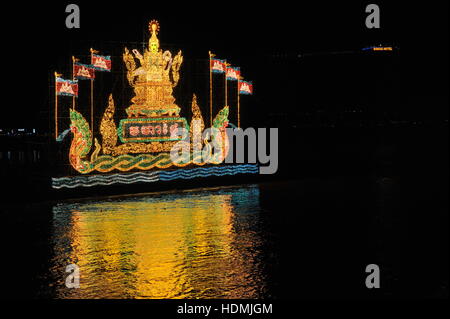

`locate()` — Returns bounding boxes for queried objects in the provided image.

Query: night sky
[2,1,448,129]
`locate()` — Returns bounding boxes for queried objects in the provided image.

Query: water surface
[50,185,267,299]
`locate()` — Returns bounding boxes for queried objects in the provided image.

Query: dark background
[1,1,448,130]
[0,0,448,303]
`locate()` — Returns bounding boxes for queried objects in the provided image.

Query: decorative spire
[148,20,160,53]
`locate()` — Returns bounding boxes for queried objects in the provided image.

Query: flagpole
[54,72,59,140]
[90,48,94,138]
[224,63,228,107]
[72,56,76,110]
[209,51,213,127]
[237,78,240,128]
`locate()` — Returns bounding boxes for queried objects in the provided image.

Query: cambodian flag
[73,62,96,80]
[239,80,253,95]
[91,54,111,72]
[226,66,240,81]
[56,78,78,97]
[211,58,226,74]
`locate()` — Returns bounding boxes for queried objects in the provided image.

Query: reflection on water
[51,185,267,299]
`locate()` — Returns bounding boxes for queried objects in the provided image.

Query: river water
[49,185,267,299]
[2,175,448,299]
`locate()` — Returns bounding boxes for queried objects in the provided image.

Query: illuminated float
[52,20,257,189]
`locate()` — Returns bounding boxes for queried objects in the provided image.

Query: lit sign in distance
[362,46,394,51]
